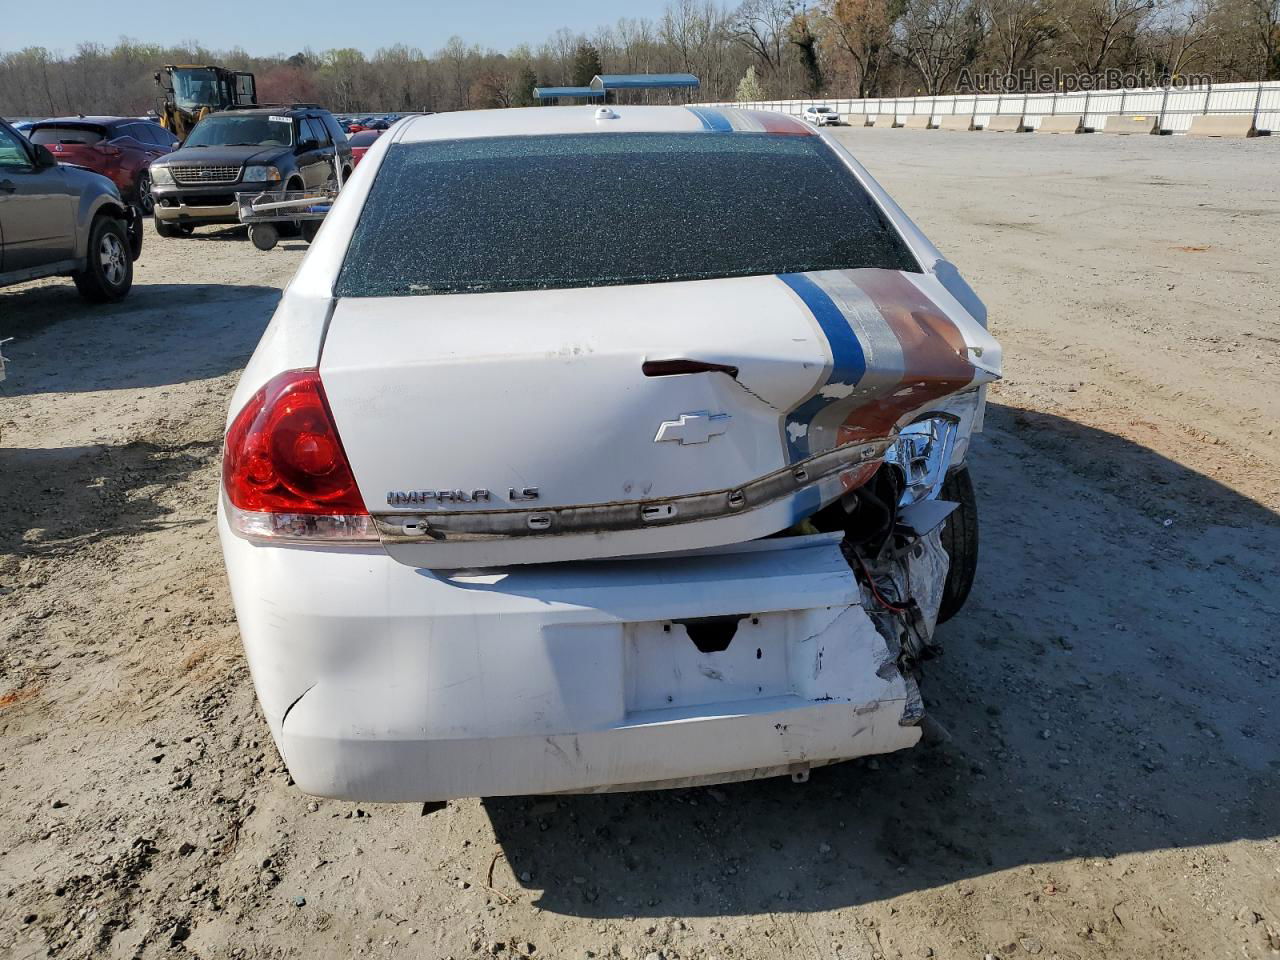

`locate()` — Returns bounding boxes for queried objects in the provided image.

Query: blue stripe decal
[778,272,867,463]
[790,486,824,526]
[685,106,733,132]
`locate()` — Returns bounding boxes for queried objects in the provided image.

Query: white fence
[709,80,1280,134]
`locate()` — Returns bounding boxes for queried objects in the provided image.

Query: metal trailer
[236,189,336,250]
[237,155,344,251]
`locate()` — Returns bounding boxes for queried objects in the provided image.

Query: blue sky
[4,0,675,55]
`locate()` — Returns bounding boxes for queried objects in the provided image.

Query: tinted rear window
[336,132,918,298]
[30,125,107,145]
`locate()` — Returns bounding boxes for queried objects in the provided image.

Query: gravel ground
[1,129,1278,960]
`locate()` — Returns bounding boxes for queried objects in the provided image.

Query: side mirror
[32,144,58,169]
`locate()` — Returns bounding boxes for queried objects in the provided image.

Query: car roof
[395,105,813,143]
[33,116,140,126]
[223,106,325,117]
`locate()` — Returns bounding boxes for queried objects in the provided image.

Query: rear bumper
[219,509,923,801]
[287,694,917,801]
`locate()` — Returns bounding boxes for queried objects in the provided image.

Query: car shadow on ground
[484,402,1280,917]
[0,281,278,396]
[186,225,251,242]
[0,441,215,559]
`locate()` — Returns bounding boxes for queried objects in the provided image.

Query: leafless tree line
[1,0,1276,118]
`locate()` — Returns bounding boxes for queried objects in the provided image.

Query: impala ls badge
[387,489,491,506]
[386,487,540,507]
[654,412,731,445]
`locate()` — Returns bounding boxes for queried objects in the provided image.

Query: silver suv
[0,118,141,302]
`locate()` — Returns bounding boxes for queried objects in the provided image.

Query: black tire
[300,219,321,244]
[937,465,979,624]
[250,223,280,251]
[154,215,193,238]
[126,211,144,260]
[134,170,154,215]
[73,216,133,303]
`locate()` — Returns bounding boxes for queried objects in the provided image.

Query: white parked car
[803,105,841,126]
[219,105,1001,802]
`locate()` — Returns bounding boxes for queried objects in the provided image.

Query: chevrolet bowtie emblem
[654,412,731,445]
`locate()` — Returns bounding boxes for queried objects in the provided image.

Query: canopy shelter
[590,73,700,104]
[532,74,701,105]
[532,86,606,102]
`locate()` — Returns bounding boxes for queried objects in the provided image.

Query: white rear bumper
[219,511,922,801]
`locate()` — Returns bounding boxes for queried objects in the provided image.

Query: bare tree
[1144,0,1214,77]
[823,0,895,95]
[893,0,985,92]
[1241,0,1280,76]
[981,0,1059,75]
[662,0,735,94]
[1057,0,1157,75]
[545,27,581,84]
[616,17,660,74]
[438,36,474,109]
[731,0,797,74]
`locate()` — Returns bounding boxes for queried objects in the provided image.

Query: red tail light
[93,142,122,156]
[223,370,373,541]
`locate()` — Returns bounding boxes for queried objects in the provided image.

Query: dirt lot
[2,129,1278,960]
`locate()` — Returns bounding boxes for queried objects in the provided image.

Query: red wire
[854,553,909,613]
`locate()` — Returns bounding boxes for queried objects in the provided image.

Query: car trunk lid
[319,268,998,568]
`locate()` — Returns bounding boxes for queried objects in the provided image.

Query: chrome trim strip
[372,438,894,544]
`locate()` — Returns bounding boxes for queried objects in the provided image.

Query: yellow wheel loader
[155,65,258,141]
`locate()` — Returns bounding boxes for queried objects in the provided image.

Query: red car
[26,117,179,214]
[347,129,383,167]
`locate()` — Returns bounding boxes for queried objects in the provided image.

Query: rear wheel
[134,170,154,215]
[73,216,133,303]
[125,212,144,260]
[937,465,979,623]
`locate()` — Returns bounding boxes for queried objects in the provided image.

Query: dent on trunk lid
[775,268,997,462]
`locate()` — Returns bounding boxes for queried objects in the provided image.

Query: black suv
[148,106,351,236]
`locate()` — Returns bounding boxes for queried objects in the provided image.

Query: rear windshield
[184,114,293,148]
[336,132,918,298]
[30,125,107,145]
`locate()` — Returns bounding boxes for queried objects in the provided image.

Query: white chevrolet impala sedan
[218,105,1001,802]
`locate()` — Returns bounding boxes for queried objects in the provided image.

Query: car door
[319,113,352,173]
[144,122,180,154]
[299,118,334,188]
[113,124,154,192]
[0,122,77,272]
